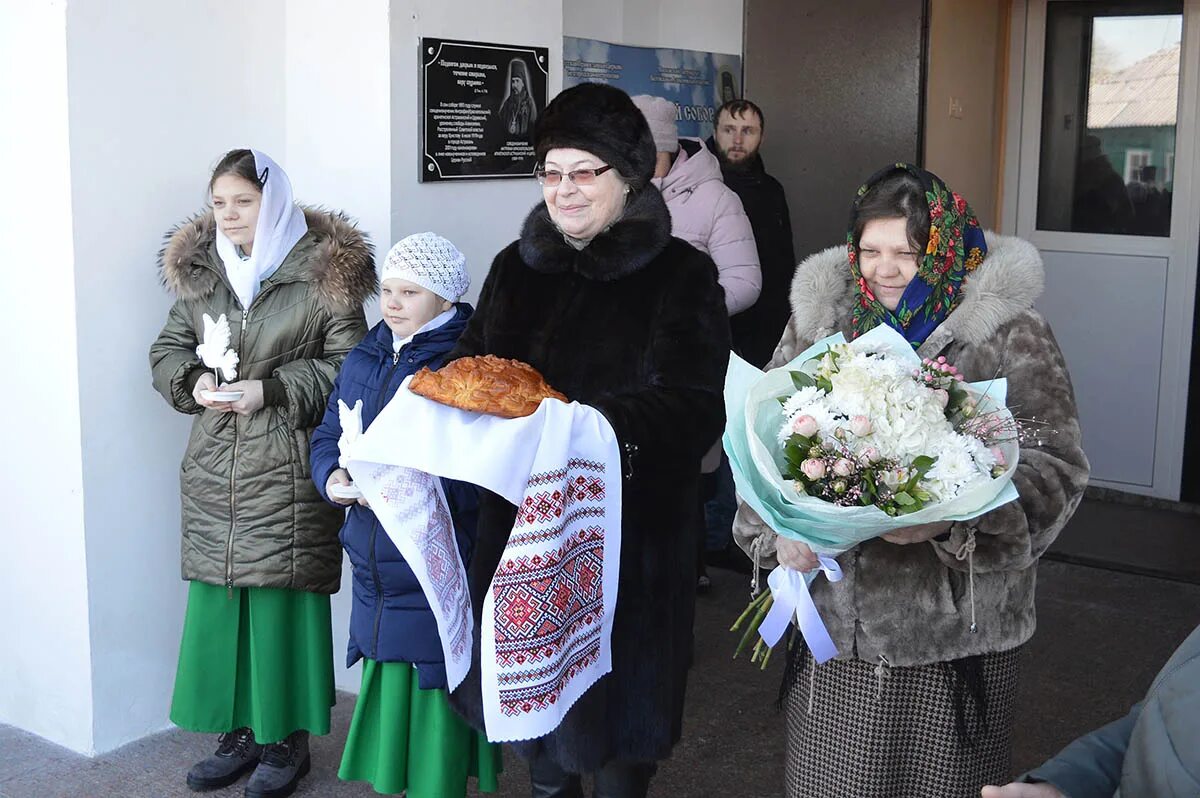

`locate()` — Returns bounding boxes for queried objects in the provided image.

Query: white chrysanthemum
[964,435,998,471]
[924,434,992,500]
[781,386,824,418]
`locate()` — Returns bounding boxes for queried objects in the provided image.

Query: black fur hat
[534,83,656,191]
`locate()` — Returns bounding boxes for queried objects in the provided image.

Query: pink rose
[833,458,855,477]
[933,389,950,408]
[849,415,872,436]
[859,446,880,464]
[800,458,827,480]
[791,414,819,437]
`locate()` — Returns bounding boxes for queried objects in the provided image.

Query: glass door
[1011,0,1200,499]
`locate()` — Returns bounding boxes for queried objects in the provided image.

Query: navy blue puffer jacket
[310,305,476,689]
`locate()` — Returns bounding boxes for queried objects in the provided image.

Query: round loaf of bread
[408,355,568,418]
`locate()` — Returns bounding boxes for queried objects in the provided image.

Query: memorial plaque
[420,38,549,182]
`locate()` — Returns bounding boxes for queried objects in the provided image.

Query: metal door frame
[1001,0,1200,499]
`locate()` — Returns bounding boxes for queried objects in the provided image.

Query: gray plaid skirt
[783,647,1021,798]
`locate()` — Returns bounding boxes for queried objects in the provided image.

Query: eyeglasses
[535,164,615,187]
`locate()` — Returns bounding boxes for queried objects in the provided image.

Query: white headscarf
[214,149,309,310]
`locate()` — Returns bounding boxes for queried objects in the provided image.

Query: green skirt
[339,658,502,796]
[170,581,335,743]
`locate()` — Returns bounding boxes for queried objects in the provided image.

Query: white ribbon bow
[757,557,844,664]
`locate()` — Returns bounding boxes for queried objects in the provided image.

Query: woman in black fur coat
[446,82,731,797]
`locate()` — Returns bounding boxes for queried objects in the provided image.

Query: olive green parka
[150,207,376,594]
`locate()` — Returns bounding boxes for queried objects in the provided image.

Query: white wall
[390,0,565,300]
[286,0,393,268]
[0,0,745,755]
[0,0,95,755]
[64,0,287,754]
[389,0,743,300]
[284,0,393,692]
[564,0,744,55]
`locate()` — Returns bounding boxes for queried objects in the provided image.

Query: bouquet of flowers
[725,324,1025,667]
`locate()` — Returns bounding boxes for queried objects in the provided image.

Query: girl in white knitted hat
[309,232,502,796]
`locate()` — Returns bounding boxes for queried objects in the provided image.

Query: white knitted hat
[631,95,679,154]
[381,232,470,301]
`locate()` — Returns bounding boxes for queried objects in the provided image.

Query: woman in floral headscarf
[733,164,1089,797]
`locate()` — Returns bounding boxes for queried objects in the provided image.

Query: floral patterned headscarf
[847,163,987,347]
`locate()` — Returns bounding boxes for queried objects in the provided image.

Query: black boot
[592,760,658,798]
[529,752,584,798]
[186,728,261,791]
[245,730,311,798]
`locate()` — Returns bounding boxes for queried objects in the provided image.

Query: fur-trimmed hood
[157,206,376,312]
[517,185,673,281]
[787,232,1044,352]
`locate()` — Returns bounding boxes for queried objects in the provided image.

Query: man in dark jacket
[708,99,796,368]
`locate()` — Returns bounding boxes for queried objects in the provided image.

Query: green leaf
[777,396,789,406]
[783,437,811,472]
[816,377,834,393]
[787,434,813,450]
[790,371,816,390]
[911,455,937,471]
[894,491,915,506]
[902,456,937,492]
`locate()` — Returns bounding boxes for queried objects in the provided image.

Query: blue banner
[563,36,742,140]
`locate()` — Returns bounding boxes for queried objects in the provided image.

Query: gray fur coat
[733,233,1090,666]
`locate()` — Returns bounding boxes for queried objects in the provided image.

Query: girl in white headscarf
[150,149,377,798]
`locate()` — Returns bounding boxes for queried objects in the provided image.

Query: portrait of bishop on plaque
[499,57,538,139]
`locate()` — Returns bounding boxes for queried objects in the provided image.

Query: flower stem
[733,593,774,659]
[729,588,771,633]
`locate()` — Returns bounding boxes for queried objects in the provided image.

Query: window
[1124,150,1153,183]
[1036,2,1181,237]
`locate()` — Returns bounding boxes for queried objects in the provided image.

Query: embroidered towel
[347,376,622,742]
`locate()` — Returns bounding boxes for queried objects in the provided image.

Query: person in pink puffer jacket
[634,94,762,593]
[633,94,762,315]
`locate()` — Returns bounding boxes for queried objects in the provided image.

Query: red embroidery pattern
[508,506,603,548]
[370,464,472,661]
[494,459,608,717]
